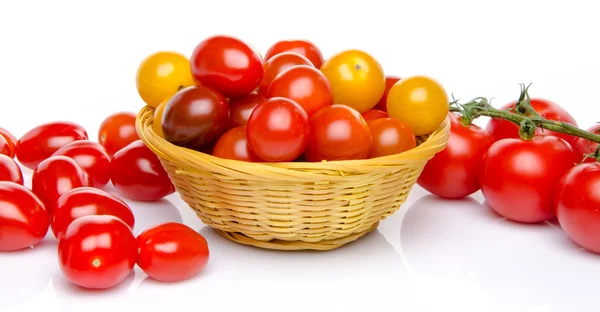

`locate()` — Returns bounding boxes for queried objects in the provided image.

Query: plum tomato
[417,113,494,199]
[367,117,416,158]
[228,93,266,128]
[0,135,12,158]
[264,39,324,68]
[373,76,401,112]
[52,140,111,188]
[0,128,17,158]
[362,109,389,121]
[161,85,230,151]
[137,222,210,282]
[58,215,137,289]
[319,49,386,113]
[0,181,49,251]
[479,136,576,223]
[258,52,313,96]
[571,123,600,162]
[15,121,88,170]
[212,126,261,162]
[0,154,24,184]
[555,162,600,253]
[52,187,135,240]
[386,75,449,136]
[266,65,333,117]
[98,112,139,157]
[136,51,195,109]
[246,97,310,162]
[152,99,169,138]
[190,35,263,98]
[304,104,373,162]
[110,140,175,201]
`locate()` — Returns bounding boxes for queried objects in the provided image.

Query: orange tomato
[152,99,168,138]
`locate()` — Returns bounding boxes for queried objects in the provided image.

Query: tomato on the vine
[212,126,262,162]
[362,109,389,121]
[0,127,17,158]
[98,112,139,157]
[572,124,600,162]
[264,39,324,68]
[228,93,266,128]
[52,140,111,188]
[0,154,23,185]
[367,117,416,158]
[373,76,401,112]
[258,52,313,96]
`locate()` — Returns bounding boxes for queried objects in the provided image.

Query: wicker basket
[136,105,450,251]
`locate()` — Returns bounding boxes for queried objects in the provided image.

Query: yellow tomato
[152,99,169,138]
[136,51,195,108]
[319,50,386,113]
[386,75,449,136]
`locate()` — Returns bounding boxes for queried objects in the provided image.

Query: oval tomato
[0,127,17,158]
[52,140,111,188]
[264,39,324,68]
[228,93,266,128]
[367,117,416,158]
[152,99,169,138]
[98,112,139,157]
[373,76,401,112]
[212,126,262,162]
[362,109,389,121]
[0,154,23,185]
[571,124,600,162]
[258,52,313,95]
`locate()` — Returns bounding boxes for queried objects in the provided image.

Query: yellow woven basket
[136,105,450,251]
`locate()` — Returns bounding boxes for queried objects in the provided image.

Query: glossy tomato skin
[417,113,494,199]
[15,122,88,170]
[52,187,134,240]
[266,65,333,117]
[58,215,137,289]
[228,93,266,128]
[362,109,389,121]
[212,126,262,162]
[190,35,263,98]
[258,52,313,96]
[367,117,416,158]
[0,127,17,158]
[0,154,23,184]
[572,124,600,163]
[0,181,49,251]
[373,76,401,112]
[98,112,139,157]
[480,136,576,223]
[152,99,169,138]
[137,222,210,282]
[264,39,324,68]
[246,97,310,162]
[304,105,373,162]
[110,140,175,201]
[52,141,111,188]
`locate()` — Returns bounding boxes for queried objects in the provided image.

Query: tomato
[137,222,210,282]
[367,117,416,158]
[258,52,313,96]
[0,181,49,251]
[52,187,134,240]
[98,112,139,157]
[136,51,195,109]
[0,135,12,158]
[0,127,17,158]
[264,39,324,68]
[386,75,449,136]
[266,65,333,117]
[555,163,600,253]
[212,126,262,162]
[228,93,266,128]
[479,136,576,223]
[15,122,88,170]
[152,99,169,138]
[52,140,111,188]
[58,215,137,289]
[246,97,310,162]
[110,140,175,201]
[417,113,494,199]
[304,105,373,162]
[571,124,600,162]
[362,109,389,121]
[319,49,386,113]
[190,35,263,98]
[161,85,230,151]
[373,76,401,112]
[0,154,23,185]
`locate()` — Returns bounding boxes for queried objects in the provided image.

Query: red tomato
[212,126,262,162]
[110,140,175,201]
[373,76,401,112]
[362,109,389,121]
[52,187,134,240]
[228,93,266,128]
[367,117,416,158]
[417,113,494,199]
[304,105,373,162]
[52,140,111,188]
[98,112,139,157]
[0,181,49,251]
[0,128,17,158]
[190,35,263,98]
[137,222,210,282]
[571,124,600,163]
[479,136,576,223]
[0,154,23,184]
[555,162,600,253]
[264,39,324,68]
[0,136,11,158]
[15,122,88,170]
[267,65,333,117]
[258,52,313,96]
[246,97,310,162]
[58,215,137,289]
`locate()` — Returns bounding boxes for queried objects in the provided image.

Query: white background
[1,0,599,311]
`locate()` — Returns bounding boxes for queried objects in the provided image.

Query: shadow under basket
[136,106,450,251]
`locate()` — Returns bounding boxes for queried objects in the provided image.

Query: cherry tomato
[417,113,494,199]
[98,112,139,157]
[319,49,386,113]
[137,222,210,282]
[110,140,175,201]
[136,51,195,108]
[52,187,134,240]
[267,65,333,117]
[304,104,373,162]
[0,154,23,185]
[152,99,169,138]
[479,136,576,223]
[264,39,324,68]
[0,181,49,251]
[58,215,137,289]
[228,93,266,128]
[362,109,389,121]
[0,127,17,158]
[190,35,263,98]
[367,117,416,158]
[52,140,111,188]
[212,126,262,162]
[373,76,401,112]
[15,122,88,170]
[246,97,310,162]
[571,124,600,162]
[258,52,313,96]
[0,135,12,158]
[555,162,600,253]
